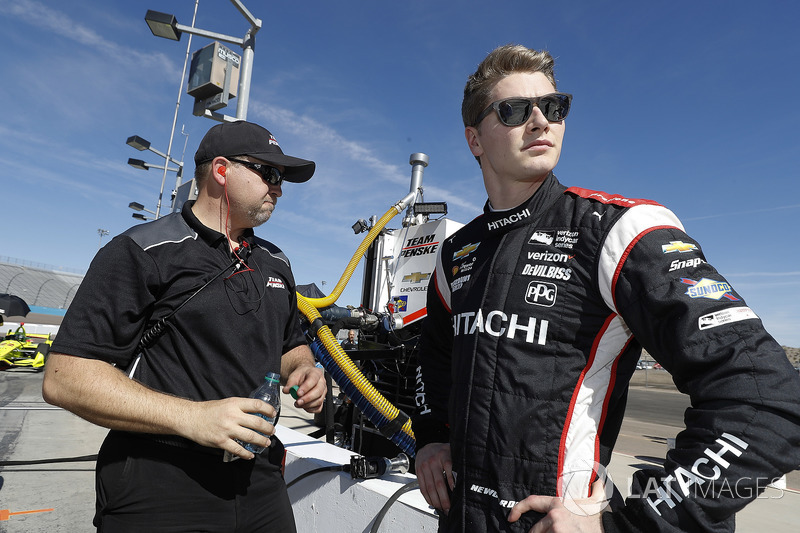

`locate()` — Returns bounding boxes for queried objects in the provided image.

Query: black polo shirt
[52,202,307,401]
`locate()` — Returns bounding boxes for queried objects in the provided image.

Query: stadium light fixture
[144,1,261,122]
[129,202,156,218]
[126,135,151,151]
[413,202,448,216]
[145,10,182,41]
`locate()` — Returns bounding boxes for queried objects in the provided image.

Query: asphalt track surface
[1,369,798,532]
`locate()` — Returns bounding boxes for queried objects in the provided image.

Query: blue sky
[1,0,798,346]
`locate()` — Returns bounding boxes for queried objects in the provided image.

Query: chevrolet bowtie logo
[662,241,698,254]
[453,242,480,260]
[403,272,431,283]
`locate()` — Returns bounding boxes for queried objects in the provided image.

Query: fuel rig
[296,153,463,466]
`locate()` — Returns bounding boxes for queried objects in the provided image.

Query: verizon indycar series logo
[529,231,554,246]
[699,307,758,330]
[681,278,739,301]
[529,230,578,249]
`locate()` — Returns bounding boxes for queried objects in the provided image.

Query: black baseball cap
[194,121,315,183]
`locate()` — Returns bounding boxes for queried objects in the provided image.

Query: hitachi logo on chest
[487,208,530,231]
[453,308,549,345]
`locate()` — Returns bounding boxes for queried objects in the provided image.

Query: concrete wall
[277,426,439,532]
[2,320,60,337]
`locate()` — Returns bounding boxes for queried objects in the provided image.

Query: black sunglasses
[227,158,284,186]
[473,93,572,127]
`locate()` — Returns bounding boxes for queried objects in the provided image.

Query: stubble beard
[246,199,276,228]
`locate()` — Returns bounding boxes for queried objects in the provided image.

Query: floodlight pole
[154,0,198,219]
[164,0,261,121]
[97,228,109,250]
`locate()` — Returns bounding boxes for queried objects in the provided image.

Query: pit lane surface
[1,369,798,531]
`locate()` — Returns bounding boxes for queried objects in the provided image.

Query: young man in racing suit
[412,44,800,532]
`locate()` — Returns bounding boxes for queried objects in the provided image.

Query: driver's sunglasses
[227,158,284,186]
[473,93,572,127]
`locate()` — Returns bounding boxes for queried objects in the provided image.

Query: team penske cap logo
[266,277,285,289]
[662,241,698,254]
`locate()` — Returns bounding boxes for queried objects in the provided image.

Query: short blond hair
[462,45,557,128]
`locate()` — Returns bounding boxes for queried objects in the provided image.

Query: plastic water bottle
[241,372,281,454]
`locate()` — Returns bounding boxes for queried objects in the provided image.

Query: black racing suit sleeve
[602,225,800,532]
[412,273,454,451]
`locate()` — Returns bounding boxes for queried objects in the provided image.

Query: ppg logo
[525,281,557,307]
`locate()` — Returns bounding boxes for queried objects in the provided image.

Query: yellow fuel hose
[296,194,417,454]
[300,202,407,309]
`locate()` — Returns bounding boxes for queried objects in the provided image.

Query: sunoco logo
[681,278,739,301]
[525,281,557,307]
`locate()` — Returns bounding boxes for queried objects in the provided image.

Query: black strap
[135,254,247,356]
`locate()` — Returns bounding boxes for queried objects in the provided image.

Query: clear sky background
[1,0,798,346]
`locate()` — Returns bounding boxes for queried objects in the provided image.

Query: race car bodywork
[0,325,52,371]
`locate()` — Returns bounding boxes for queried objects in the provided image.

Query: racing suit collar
[481,172,566,233]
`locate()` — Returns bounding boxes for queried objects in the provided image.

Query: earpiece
[219,166,226,177]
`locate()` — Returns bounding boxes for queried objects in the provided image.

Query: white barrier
[276,426,439,532]
[2,320,60,337]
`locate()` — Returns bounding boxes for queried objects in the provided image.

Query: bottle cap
[289,385,300,400]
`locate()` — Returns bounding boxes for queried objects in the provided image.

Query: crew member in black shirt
[44,121,326,532]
